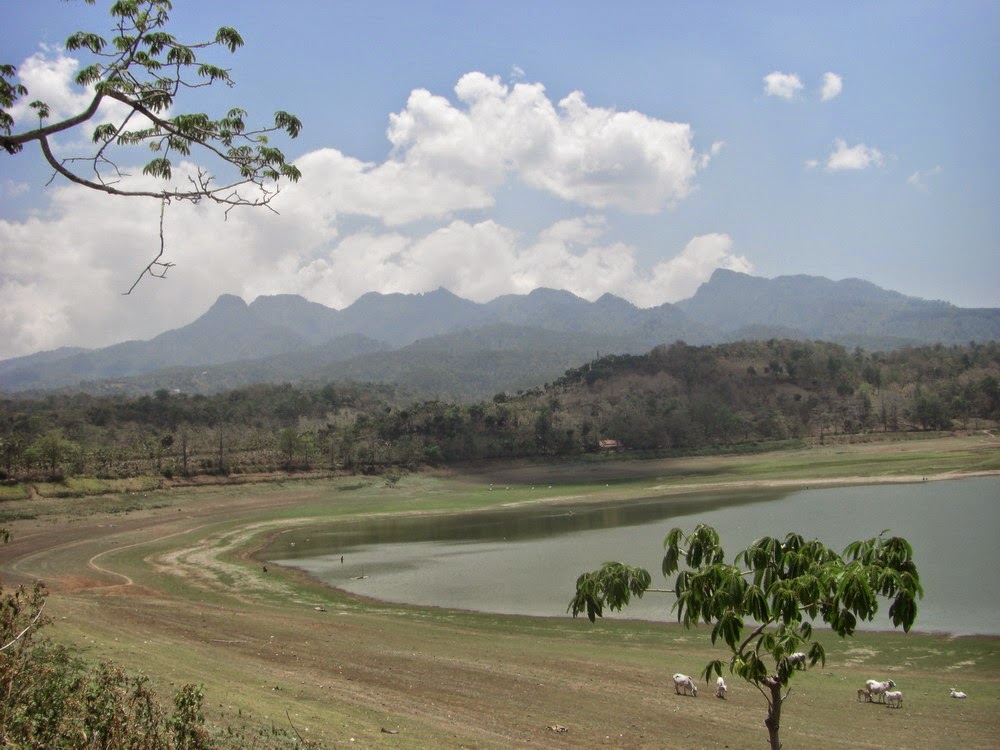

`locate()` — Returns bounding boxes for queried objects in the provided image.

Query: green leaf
[29,100,50,120]
[215,27,244,53]
[141,90,173,112]
[661,544,679,577]
[713,610,743,649]
[74,64,104,88]
[65,32,107,54]
[166,135,192,156]
[166,46,197,66]
[142,31,176,56]
[92,123,118,143]
[742,585,770,622]
[142,157,172,180]
[257,146,284,166]
[274,111,303,138]
[701,659,724,683]
[567,563,651,622]
[888,590,918,631]
[808,641,826,668]
[114,34,137,52]
[197,64,231,83]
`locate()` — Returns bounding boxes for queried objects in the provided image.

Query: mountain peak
[209,293,248,310]
[595,292,637,310]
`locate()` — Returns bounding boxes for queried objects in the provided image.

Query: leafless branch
[40,134,166,199]
[0,598,46,653]
[125,197,174,294]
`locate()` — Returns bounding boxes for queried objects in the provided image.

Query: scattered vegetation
[2,339,998,484]
[0,583,313,748]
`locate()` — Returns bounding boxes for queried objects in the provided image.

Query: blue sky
[1,0,998,359]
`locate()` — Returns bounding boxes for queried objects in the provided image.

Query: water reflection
[274,488,781,553]
[270,476,1000,636]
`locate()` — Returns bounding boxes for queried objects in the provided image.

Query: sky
[1,0,998,360]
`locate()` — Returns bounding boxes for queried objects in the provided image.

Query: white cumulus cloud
[384,72,710,217]
[240,216,752,313]
[633,234,753,306]
[821,72,843,101]
[824,138,885,170]
[763,71,804,99]
[8,47,93,122]
[0,64,737,359]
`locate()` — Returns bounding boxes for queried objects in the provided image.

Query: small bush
[0,584,312,749]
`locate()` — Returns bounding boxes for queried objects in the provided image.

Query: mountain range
[2,270,998,400]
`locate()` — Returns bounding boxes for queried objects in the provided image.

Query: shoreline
[263,471,1000,639]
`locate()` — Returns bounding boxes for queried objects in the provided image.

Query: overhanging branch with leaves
[0,0,302,290]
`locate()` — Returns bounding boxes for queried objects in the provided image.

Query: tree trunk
[764,680,783,750]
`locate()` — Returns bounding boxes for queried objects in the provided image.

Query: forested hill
[2,339,997,484]
[2,271,998,396]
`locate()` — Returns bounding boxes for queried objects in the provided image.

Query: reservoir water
[271,476,1000,636]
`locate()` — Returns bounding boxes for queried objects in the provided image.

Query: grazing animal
[788,652,807,668]
[865,679,896,703]
[673,673,698,697]
[715,676,728,699]
[856,687,873,703]
[950,689,967,699]
[885,690,903,708]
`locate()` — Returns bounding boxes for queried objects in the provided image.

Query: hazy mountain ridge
[2,270,998,397]
[678,270,996,343]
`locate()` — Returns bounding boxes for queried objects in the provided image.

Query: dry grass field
[1,434,998,748]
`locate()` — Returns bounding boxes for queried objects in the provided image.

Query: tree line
[2,339,998,484]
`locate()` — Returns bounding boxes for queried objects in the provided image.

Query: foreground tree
[569,525,922,750]
[1,0,302,290]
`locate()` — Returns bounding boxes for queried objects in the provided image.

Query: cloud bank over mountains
[3,17,985,362]
[0,59,750,359]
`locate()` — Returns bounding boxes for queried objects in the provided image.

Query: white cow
[715,676,728,699]
[673,673,698,697]
[950,689,967,699]
[885,690,903,708]
[788,652,807,668]
[865,679,896,704]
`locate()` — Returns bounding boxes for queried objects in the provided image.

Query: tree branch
[124,197,174,294]
[0,92,104,153]
[39,133,166,199]
[3,1,301,292]
[0,598,45,653]
[737,619,772,656]
[103,89,234,163]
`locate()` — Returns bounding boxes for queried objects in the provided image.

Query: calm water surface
[271,476,1000,636]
